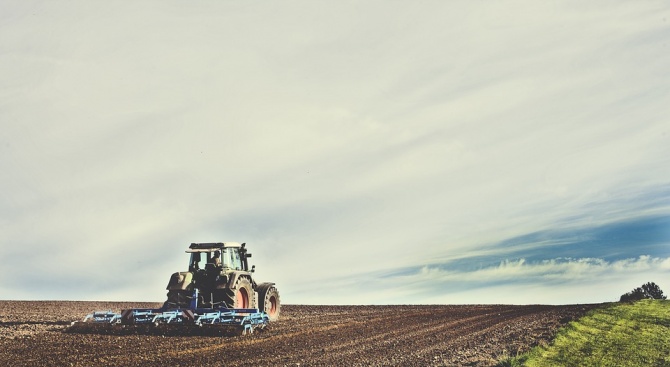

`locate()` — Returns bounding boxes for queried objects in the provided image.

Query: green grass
[498,300,670,367]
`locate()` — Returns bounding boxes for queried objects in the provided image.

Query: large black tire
[257,283,281,321]
[163,289,192,309]
[222,277,255,309]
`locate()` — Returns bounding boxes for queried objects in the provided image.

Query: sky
[1,1,669,305]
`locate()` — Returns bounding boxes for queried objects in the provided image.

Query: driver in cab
[210,250,222,267]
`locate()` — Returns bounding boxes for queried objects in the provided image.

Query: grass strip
[498,300,670,367]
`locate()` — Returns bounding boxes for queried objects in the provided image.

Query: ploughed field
[0,301,600,367]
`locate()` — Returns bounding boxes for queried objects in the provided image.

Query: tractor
[164,242,280,321]
[67,241,280,336]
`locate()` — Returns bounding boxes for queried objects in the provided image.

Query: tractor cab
[186,242,252,274]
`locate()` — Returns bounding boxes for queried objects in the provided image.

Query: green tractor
[164,242,280,321]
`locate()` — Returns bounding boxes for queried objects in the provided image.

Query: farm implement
[67,242,280,336]
[67,289,270,336]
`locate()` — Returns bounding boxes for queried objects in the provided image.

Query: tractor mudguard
[219,271,256,290]
[166,272,193,291]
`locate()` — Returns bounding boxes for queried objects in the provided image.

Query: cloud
[0,1,669,303]
[289,212,670,304]
[412,256,670,285]
[289,255,670,305]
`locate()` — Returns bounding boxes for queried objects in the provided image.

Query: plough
[66,289,270,336]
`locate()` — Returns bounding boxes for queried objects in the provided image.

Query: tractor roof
[186,242,243,252]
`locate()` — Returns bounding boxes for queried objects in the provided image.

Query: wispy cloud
[289,255,670,305]
[0,1,669,303]
[410,256,670,285]
[290,211,670,304]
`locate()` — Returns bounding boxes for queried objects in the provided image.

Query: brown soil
[0,301,601,366]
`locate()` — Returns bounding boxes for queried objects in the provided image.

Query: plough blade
[65,307,270,336]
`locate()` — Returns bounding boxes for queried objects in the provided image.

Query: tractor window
[189,252,202,271]
[222,248,242,270]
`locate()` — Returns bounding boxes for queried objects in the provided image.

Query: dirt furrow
[307,307,540,366]
[0,302,601,367]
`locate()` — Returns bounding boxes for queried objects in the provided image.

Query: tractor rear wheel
[257,283,281,321]
[223,277,254,309]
